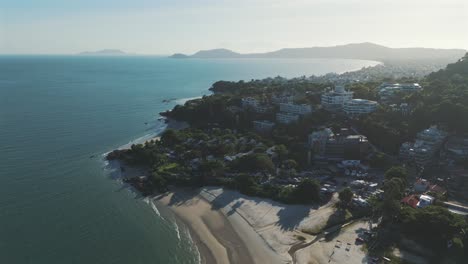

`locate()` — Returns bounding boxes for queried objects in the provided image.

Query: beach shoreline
[153,187,289,264]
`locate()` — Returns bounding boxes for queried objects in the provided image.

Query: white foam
[146,198,167,222]
[173,220,181,242]
[185,227,202,264]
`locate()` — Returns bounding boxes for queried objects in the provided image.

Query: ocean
[0,55,378,263]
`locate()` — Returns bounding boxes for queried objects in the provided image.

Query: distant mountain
[169,53,190,59]
[191,48,241,58]
[78,49,128,56]
[171,43,466,63]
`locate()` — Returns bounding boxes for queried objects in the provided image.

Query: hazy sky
[1,0,467,54]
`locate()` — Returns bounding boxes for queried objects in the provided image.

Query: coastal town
[108,54,468,264]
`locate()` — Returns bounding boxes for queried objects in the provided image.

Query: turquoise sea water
[0,56,378,263]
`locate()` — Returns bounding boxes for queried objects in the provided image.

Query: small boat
[89,155,95,159]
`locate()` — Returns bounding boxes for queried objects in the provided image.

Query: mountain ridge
[170,43,466,62]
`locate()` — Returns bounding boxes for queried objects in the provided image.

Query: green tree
[382,177,406,223]
[232,153,275,173]
[199,160,225,178]
[384,166,408,185]
[339,187,354,207]
[151,172,167,192]
[293,178,320,203]
[274,144,289,162]
[235,173,260,196]
[160,129,181,147]
[400,206,467,247]
[282,159,298,170]
[370,152,389,168]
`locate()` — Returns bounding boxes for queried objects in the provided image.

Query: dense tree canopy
[292,178,321,204]
[338,187,354,207]
[231,153,275,173]
[384,166,408,184]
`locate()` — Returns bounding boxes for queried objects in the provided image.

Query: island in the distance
[78,49,128,56]
[109,51,468,264]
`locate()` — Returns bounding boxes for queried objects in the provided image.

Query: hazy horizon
[1,0,468,55]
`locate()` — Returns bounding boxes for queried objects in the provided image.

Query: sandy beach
[154,190,261,264]
[150,186,363,264]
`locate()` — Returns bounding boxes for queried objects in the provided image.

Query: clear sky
[1,0,467,54]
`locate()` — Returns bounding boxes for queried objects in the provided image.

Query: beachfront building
[399,126,448,168]
[253,120,275,133]
[241,97,272,113]
[276,112,299,124]
[308,128,334,155]
[321,85,354,112]
[378,83,422,102]
[279,103,313,115]
[343,99,378,117]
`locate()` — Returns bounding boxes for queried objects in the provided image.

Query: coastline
[108,118,284,264]
[107,122,373,264]
[153,187,287,264]
[112,156,283,264]
[154,189,263,264]
[114,118,189,150]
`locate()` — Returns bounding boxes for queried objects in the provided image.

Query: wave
[145,198,167,222]
[173,220,181,242]
[184,225,202,264]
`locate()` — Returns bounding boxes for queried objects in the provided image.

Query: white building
[417,194,434,208]
[308,128,334,155]
[378,83,422,101]
[343,99,378,117]
[321,85,354,111]
[241,97,271,113]
[253,120,275,132]
[417,126,448,148]
[276,112,299,124]
[279,103,312,115]
[400,126,448,167]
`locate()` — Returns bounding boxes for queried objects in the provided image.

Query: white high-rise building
[321,85,354,111]
[399,126,448,167]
